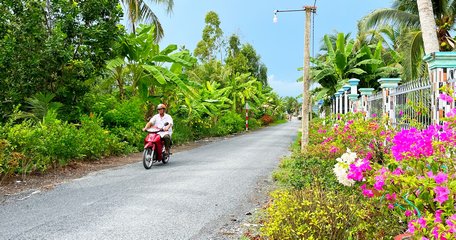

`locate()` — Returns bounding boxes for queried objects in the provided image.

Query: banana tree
[223,73,263,113]
[114,24,197,105]
[311,33,366,97]
[355,40,401,88]
[178,80,232,123]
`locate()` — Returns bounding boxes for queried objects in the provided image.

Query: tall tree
[0,0,123,121]
[360,0,456,79]
[417,0,440,54]
[194,11,224,62]
[121,0,174,41]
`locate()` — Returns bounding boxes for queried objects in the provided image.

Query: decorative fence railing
[327,52,456,129]
[368,91,382,120]
[390,78,432,129]
[329,77,432,130]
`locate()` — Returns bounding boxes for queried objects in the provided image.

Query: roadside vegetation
[0,2,294,181]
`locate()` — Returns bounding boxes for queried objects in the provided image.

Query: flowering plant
[343,117,456,239]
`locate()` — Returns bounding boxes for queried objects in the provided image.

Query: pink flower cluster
[346,152,372,181]
[439,93,454,104]
[391,128,434,161]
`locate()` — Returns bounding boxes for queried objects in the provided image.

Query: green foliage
[0,113,132,178]
[171,118,195,145]
[261,188,404,239]
[103,98,144,128]
[194,11,224,62]
[0,0,123,122]
[211,111,244,136]
[273,154,341,191]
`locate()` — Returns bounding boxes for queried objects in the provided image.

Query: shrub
[261,188,405,239]
[78,114,130,159]
[212,111,244,136]
[260,114,273,126]
[172,118,195,145]
[103,97,144,128]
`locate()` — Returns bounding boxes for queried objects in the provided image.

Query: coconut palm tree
[417,0,440,54]
[360,0,455,79]
[121,0,174,42]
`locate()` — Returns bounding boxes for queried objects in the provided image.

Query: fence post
[378,78,401,123]
[359,88,375,118]
[423,52,456,124]
[348,78,360,113]
[335,92,341,115]
[343,85,350,114]
[337,89,345,114]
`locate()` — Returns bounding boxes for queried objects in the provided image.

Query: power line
[312,0,317,59]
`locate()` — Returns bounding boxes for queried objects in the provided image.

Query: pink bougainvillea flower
[418,217,427,228]
[374,176,385,191]
[391,128,434,161]
[432,226,439,239]
[435,210,443,223]
[360,184,374,198]
[405,210,412,217]
[446,108,456,118]
[399,110,403,116]
[330,146,339,154]
[434,186,450,204]
[446,214,456,233]
[347,165,363,181]
[407,220,416,233]
[392,167,404,176]
[385,193,397,201]
[434,172,448,184]
[439,93,454,103]
[388,204,394,209]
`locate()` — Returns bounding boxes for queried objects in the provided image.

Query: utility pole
[301,6,316,153]
[273,5,316,152]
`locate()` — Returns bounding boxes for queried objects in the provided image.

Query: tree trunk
[417,0,439,54]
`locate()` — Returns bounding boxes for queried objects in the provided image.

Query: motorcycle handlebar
[143,122,169,132]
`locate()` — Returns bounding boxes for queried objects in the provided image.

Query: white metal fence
[392,78,432,129]
[366,78,432,129]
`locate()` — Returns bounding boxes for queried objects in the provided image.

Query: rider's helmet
[157,103,166,110]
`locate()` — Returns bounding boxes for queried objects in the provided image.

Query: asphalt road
[0,120,299,240]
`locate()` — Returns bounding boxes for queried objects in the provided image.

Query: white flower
[333,148,357,187]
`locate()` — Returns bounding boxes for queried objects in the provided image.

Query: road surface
[0,120,299,240]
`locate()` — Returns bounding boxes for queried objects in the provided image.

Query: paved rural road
[0,120,299,240]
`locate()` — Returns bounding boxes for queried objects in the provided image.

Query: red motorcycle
[142,123,170,169]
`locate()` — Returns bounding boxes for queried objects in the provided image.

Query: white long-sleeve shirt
[149,113,173,137]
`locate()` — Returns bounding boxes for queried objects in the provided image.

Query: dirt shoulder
[0,137,225,199]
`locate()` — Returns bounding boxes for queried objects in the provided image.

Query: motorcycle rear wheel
[143,148,155,169]
[162,151,170,164]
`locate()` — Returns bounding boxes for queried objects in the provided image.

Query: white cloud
[268,74,302,98]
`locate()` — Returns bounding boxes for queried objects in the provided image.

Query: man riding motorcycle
[142,103,173,155]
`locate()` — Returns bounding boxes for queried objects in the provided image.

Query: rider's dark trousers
[162,134,171,152]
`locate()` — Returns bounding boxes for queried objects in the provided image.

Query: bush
[172,118,195,145]
[212,111,244,136]
[260,114,273,126]
[261,188,405,240]
[78,114,130,159]
[103,97,144,128]
[0,113,133,178]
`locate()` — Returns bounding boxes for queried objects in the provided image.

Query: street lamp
[273,6,316,152]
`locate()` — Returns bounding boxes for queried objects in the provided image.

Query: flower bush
[324,113,456,239]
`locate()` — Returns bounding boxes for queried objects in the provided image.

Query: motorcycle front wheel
[143,148,155,169]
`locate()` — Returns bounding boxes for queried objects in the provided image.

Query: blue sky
[151,0,393,97]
